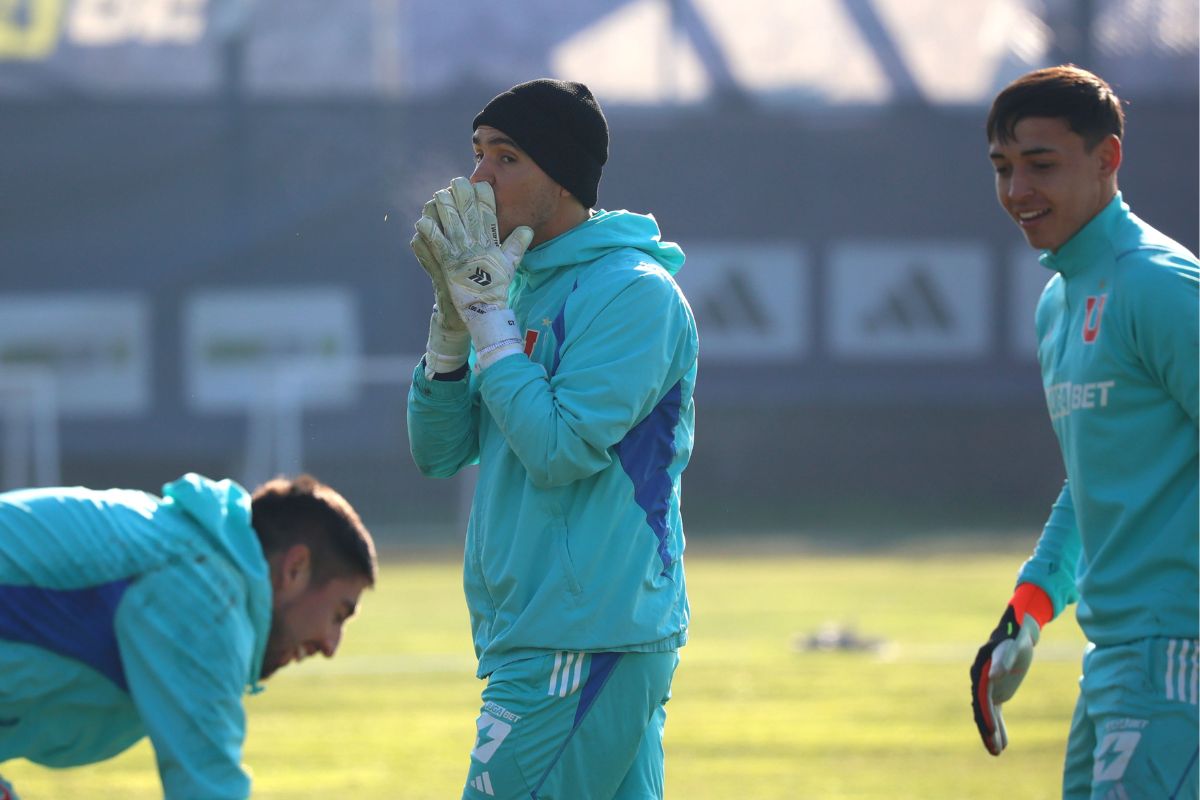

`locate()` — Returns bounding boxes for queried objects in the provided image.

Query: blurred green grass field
[6,535,1085,799]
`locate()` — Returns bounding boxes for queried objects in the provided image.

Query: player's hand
[411,199,467,334]
[414,178,533,369]
[411,199,470,378]
[970,605,1040,756]
[417,177,533,315]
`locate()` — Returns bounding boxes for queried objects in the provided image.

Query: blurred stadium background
[2,2,1198,798]
[0,0,1196,536]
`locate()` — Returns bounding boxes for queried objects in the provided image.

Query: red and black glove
[970,583,1053,755]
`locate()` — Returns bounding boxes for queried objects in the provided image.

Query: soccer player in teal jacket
[0,473,376,799]
[971,65,1199,799]
[407,80,697,799]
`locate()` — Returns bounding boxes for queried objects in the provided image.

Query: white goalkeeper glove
[414,177,533,371]
[411,199,470,379]
[970,606,1040,756]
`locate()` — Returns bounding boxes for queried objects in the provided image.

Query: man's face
[260,573,369,679]
[470,125,565,245]
[989,116,1119,252]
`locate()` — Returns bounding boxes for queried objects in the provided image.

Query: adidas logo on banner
[863,268,953,334]
[470,771,495,796]
[828,242,990,358]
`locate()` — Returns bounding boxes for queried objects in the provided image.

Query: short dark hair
[250,474,377,587]
[987,65,1124,151]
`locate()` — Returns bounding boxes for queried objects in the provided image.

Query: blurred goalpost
[242,355,417,481]
[241,354,477,529]
[0,368,61,489]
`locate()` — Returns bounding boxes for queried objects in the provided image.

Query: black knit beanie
[472,79,609,209]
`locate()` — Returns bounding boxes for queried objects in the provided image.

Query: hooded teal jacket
[1018,193,1199,645]
[408,209,698,677]
[0,474,272,798]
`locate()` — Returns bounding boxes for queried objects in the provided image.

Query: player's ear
[1095,134,1121,178]
[273,543,312,601]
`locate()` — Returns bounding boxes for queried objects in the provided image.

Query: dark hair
[250,474,377,587]
[987,65,1124,151]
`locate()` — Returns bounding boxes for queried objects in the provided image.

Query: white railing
[242,355,417,482]
[241,354,476,529]
[0,368,61,489]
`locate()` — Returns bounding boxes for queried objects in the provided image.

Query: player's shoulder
[135,543,251,604]
[1112,247,1199,306]
[588,245,675,278]
[1115,207,1195,253]
[1111,211,1197,272]
[1109,212,1198,301]
[576,247,686,307]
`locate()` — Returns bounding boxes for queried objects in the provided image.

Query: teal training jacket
[1018,193,1199,645]
[408,209,698,678]
[0,474,272,799]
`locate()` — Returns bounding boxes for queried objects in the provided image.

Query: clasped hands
[410,177,534,377]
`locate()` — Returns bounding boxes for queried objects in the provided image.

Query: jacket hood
[162,473,272,692]
[520,209,685,280]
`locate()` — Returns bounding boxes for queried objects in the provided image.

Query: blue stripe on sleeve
[0,579,134,691]
[548,281,577,377]
[615,382,682,575]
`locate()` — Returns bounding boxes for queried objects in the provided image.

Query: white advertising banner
[673,242,809,361]
[0,293,150,416]
[827,241,991,359]
[184,288,360,412]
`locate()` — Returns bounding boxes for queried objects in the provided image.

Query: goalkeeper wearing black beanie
[408,78,697,800]
[472,78,609,210]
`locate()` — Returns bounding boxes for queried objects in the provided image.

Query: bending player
[0,472,376,799]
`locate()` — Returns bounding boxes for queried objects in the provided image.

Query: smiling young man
[406,79,697,799]
[0,472,376,799]
[970,65,1199,798]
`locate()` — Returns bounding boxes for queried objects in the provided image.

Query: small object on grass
[794,622,886,653]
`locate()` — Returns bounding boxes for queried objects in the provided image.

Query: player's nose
[469,162,493,186]
[1007,169,1033,199]
[319,627,343,658]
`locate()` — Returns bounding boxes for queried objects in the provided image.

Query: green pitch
[5,536,1083,799]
